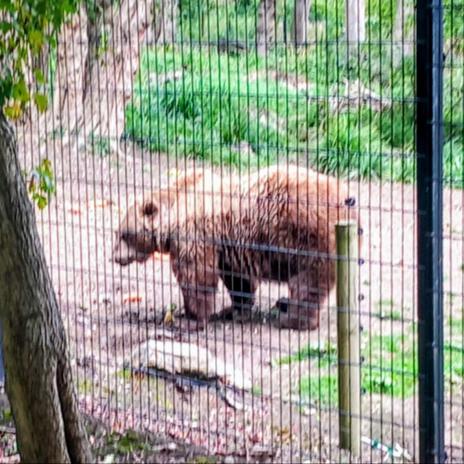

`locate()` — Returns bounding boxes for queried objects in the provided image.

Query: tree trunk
[393,0,413,60]
[54,0,154,154]
[291,0,311,47]
[256,0,276,55]
[149,0,177,45]
[345,0,365,48]
[0,111,92,463]
[53,5,88,139]
[83,0,104,104]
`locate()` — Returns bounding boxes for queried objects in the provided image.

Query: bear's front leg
[170,247,219,327]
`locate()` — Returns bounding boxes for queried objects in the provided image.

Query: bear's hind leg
[276,269,332,331]
[224,272,257,313]
[219,255,257,316]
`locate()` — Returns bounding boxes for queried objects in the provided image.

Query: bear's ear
[142,200,158,216]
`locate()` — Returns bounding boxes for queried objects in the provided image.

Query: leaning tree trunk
[291,0,311,47]
[54,0,154,154]
[53,5,88,140]
[82,0,104,104]
[0,111,92,463]
[345,0,365,52]
[256,0,276,55]
[393,0,414,61]
[149,0,178,45]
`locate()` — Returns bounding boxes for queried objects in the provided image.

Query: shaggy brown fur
[113,165,360,330]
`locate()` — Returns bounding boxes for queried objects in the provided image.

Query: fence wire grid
[9,0,464,462]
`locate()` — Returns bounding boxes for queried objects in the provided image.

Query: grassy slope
[124,0,463,186]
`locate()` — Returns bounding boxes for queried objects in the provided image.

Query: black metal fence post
[416,0,445,462]
[0,321,3,388]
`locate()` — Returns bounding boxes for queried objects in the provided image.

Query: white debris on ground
[132,338,252,391]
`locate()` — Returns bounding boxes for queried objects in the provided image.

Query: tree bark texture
[291,0,311,47]
[393,0,414,59]
[0,112,92,463]
[53,5,88,138]
[83,0,105,104]
[54,0,154,152]
[150,0,177,44]
[345,0,365,46]
[256,0,276,54]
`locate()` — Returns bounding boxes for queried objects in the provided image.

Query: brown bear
[113,165,360,330]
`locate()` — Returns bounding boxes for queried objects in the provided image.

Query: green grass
[117,368,132,380]
[107,430,149,454]
[448,317,464,331]
[189,456,217,464]
[282,331,464,406]
[124,0,464,186]
[299,374,338,406]
[372,300,403,321]
[363,333,418,397]
[0,408,13,422]
[276,341,337,366]
[445,343,464,379]
[372,310,402,321]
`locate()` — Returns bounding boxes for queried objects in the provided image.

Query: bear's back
[235,165,351,240]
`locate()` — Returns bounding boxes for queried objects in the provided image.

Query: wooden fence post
[336,220,361,456]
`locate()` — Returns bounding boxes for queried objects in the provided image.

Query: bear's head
[113,168,219,266]
[113,193,172,266]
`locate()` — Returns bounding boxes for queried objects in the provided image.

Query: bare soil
[16,135,464,463]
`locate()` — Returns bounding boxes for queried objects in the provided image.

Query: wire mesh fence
[8,0,464,461]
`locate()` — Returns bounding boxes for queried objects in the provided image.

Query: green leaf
[0,0,14,12]
[28,29,44,53]
[41,158,52,173]
[33,68,46,85]
[35,195,48,210]
[0,21,13,33]
[33,93,48,112]
[27,159,55,207]
[62,0,78,13]
[12,80,30,103]
[4,102,22,119]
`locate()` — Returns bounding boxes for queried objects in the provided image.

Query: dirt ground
[17,134,464,463]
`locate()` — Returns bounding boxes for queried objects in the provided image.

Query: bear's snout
[113,238,155,266]
[112,240,137,266]
[113,253,133,266]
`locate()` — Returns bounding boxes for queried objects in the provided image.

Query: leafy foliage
[0,1,76,208]
[27,158,56,209]
[0,0,78,113]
